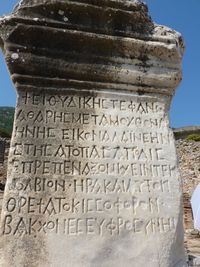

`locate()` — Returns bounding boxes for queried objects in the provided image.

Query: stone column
[0,1,187,266]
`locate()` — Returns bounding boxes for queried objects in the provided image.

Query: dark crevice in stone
[0,182,5,191]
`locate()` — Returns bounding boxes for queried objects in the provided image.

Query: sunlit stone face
[0,0,186,266]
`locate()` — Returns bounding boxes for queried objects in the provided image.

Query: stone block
[0,1,187,266]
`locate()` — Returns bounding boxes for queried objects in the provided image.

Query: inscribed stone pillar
[0,1,187,266]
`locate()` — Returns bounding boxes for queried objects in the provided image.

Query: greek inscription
[9,177,171,194]
[21,92,164,114]
[4,90,178,241]
[5,196,161,216]
[13,126,171,144]
[62,129,171,144]
[14,126,56,139]
[12,144,166,161]
[11,158,174,177]
[15,110,165,128]
[2,215,176,237]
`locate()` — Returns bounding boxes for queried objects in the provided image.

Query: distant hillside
[0,107,15,137]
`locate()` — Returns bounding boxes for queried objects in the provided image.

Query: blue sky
[0,0,200,128]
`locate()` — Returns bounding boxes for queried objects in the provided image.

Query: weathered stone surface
[0,1,186,266]
[1,132,199,265]
[0,0,184,95]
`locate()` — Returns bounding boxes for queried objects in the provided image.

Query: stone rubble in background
[176,139,200,266]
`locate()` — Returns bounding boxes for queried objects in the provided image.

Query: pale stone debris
[0,0,187,266]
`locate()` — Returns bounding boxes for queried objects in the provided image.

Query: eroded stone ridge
[0,0,184,95]
[0,1,187,266]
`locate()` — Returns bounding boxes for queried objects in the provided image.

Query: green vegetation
[186,134,200,142]
[0,107,15,137]
[0,128,11,138]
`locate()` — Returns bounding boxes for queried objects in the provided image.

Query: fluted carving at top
[0,0,184,95]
